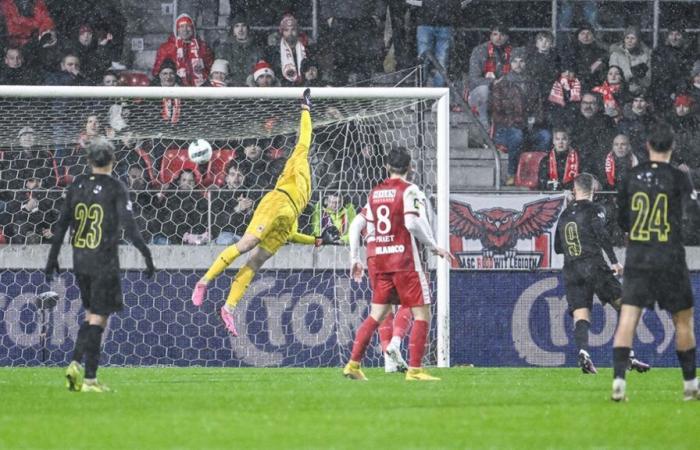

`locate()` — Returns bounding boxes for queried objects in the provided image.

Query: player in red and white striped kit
[348,204,412,374]
[343,148,453,381]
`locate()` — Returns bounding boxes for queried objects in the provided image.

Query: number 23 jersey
[617,161,694,270]
[365,178,429,273]
[59,174,135,274]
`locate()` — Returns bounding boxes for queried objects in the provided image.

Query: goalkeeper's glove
[315,225,343,246]
[144,255,156,279]
[44,258,59,282]
[301,88,312,110]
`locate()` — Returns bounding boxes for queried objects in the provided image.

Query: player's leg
[80,312,111,393]
[67,274,92,391]
[344,302,392,381]
[384,305,410,373]
[611,304,643,401]
[672,307,699,400]
[219,246,274,336]
[379,310,394,353]
[572,308,597,374]
[405,304,439,381]
[344,273,394,380]
[192,233,261,305]
[66,318,89,391]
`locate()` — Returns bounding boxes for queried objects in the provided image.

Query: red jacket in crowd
[0,0,54,47]
[152,14,214,87]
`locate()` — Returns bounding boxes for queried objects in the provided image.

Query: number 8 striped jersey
[365,178,433,273]
[617,161,695,270]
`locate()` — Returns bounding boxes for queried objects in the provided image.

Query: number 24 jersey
[617,161,695,270]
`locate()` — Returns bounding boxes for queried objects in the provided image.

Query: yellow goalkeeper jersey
[274,109,312,214]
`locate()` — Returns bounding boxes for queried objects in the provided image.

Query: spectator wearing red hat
[152,13,214,87]
[247,60,280,87]
[266,13,308,87]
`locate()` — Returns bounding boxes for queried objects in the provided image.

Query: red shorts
[367,257,399,305]
[372,270,431,308]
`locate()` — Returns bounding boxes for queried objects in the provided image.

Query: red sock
[393,306,412,340]
[379,312,394,352]
[408,319,429,368]
[351,316,380,362]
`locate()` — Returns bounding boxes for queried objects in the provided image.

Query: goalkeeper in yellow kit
[191,89,340,335]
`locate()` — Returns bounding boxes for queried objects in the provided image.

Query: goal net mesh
[0,91,441,368]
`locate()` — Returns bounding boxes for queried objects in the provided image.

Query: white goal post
[0,86,451,368]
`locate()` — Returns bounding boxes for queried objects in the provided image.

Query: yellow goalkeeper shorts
[245,189,298,254]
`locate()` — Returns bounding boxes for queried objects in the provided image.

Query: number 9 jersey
[364,178,430,274]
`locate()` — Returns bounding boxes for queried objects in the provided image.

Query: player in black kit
[612,124,700,401]
[45,137,155,393]
[555,173,650,374]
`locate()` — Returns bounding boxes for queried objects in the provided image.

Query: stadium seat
[159,147,202,186]
[203,148,236,187]
[514,151,546,190]
[119,71,151,87]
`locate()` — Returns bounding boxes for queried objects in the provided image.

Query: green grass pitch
[2,367,699,449]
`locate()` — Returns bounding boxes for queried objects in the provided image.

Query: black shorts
[75,272,123,316]
[622,266,694,314]
[563,259,622,314]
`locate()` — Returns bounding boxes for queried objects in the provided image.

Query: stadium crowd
[0,0,699,245]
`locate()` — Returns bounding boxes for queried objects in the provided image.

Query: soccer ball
[188,139,212,164]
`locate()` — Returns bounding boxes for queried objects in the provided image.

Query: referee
[46,137,155,393]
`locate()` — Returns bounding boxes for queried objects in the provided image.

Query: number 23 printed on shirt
[73,203,104,249]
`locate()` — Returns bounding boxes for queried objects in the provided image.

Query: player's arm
[290,89,313,159]
[591,207,619,266]
[553,221,564,255]
[349,213,367,282]
[117,184,155,278]
[45,186,73,279]
[616,175,630,233]
[404,186,453,260]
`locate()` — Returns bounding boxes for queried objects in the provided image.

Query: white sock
[684,378,698,392]
[389,336,401,348]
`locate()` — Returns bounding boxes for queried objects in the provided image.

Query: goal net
[0,86,450,368]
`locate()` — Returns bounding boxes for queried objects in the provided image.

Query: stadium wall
[2,245,700,367]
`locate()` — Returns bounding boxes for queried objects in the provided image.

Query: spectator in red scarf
[0,0,56,49]
[538,128,582,191]
[560,25,608,91]
[201,59,229,87]
[266,13,308,87]
[592,65,628,120]
[547,62,582,129]
[152,13,213,87]
[600,134,638,190]
[468,24,511,128]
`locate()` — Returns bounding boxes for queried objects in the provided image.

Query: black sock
[84,325,104,380]
[613,347,631,380]
[574,320,590,352]
[677,348,697,381]
[71,321,90,363]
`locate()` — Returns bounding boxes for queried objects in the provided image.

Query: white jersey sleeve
[403,184,437,250]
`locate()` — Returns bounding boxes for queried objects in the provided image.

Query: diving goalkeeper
[191,89,339,335]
